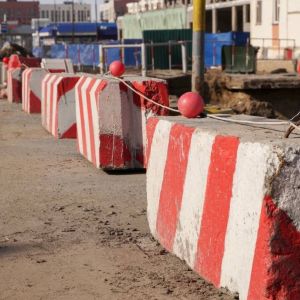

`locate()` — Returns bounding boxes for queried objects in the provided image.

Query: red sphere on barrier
[178,92,204,118]
[2,57,9,65]
[109,61,125,77]
[8,54,21,69]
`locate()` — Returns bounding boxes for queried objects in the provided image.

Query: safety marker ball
[178,92,204,118]
[2,57,9,65]
[109,61,125,77]
[8,54,21,69]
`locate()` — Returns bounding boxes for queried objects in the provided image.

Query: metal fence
[251,38,296,60]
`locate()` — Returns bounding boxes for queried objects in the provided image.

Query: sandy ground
[0,100,235,300]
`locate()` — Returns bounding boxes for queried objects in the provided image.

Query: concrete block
[257,59,295,74]
[41,73,80,138]
[146,115,300,300]
[75,75,169,170]
[0,62,7,85]
[22,68,48,113]
[7,68,22,103]
[41,58,74,73]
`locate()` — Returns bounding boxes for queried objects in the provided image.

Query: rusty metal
[285,120,300,138]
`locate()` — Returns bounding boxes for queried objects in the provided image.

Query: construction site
[0,0,300,299]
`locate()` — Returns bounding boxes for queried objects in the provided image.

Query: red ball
[8,54,21,69]
[2,57,9,64]
[178,92,204,118]
[109,60,125,77]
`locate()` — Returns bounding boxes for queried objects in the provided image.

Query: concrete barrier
[41,73,80,138]
[22,68,48,113]
[75,75,169,170]
[0,62,7,85]
[41,58,74,73]
[146,116,300,300]
[7,68,22,103]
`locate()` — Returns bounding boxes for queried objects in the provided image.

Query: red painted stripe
[99,134,132,168]
[77,77,88,158]
[145,117,160,168]
[194,135,239,286]
[29,91,41,113]
[247,196,300,300]
[86,78,97,165]
[12,78,22,103]
[61,123,77,139]
[156,124,195,252]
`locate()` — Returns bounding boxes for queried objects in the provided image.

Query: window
[246,4,250,23]
[274,0,280,23]
[256,0,262,25]
[66,10,70,22]
[62,10,65,22]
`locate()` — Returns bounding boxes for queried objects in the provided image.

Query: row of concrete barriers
[3,59,300,300]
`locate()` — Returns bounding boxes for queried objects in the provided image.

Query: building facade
[98,0,139,22]
[39,2,91,23]
[251,0,300,59]
[127,0,192,14]
[0,0,39,25]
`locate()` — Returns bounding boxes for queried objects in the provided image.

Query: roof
[39,22,117,37]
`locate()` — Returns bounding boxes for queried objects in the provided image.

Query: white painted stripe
[147,120,172,236]
[7,70,12,102]
[41,74,51,125]
[44,74,56,131]
[51,76,62,136]
[220,143,279,299]
[21,70,25,110]
[75,76,86,155]
[82,77,92,161]
[26,70,31,113]
[173,130,215,268]
[46,75,58,130]
[24,70,27,111]
[91,79,101,167]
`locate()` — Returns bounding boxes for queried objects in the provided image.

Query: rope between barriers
[105,74,300,134]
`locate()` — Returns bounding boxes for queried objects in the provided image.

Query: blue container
[104,41,121,67]
[124,39,142,67]
[205,32,250,68]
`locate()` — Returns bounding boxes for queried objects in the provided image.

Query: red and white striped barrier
[0,62,7,85]
[41,73,80,138]
[7,68,22,103]
[75,75,169,170]
[22,68,47,113]
[146,117,300,300]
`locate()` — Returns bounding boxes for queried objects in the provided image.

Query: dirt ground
[0,100,235,300]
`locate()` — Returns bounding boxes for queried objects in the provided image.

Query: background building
[127,0,191,14]
[39,2,91,23]
[0,0,39,25]
[251,0,300,59]
[98,0,139,22]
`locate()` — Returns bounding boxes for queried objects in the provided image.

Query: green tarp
[122,7,187,39]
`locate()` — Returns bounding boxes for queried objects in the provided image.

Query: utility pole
[192,0,206,94]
